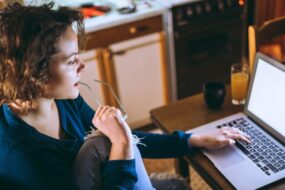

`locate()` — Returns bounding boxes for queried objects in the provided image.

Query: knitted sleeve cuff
[173,130,193,152]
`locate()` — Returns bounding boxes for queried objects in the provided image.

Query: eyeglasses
[79,79,128,121]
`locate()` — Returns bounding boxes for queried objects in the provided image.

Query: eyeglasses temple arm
[93,79,128,120]
[79,80,128,120]
[78,81,102,106]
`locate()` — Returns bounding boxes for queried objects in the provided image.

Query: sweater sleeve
[102,159,138,190]
[133,131,192,158]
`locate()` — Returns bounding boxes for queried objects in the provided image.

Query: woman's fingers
[105,107,117,117]
[222,127,250,138]
[194,127,252,149]
[101,106,110,115]
[221,139,235,146]
[232,127,251,139]
[221,128,251,143]
[206,134,236,148]
[95,106,122,124]
[94,106,113,123]
[224,132,251,143]
[95,106,103,117]
[116,108,122,118]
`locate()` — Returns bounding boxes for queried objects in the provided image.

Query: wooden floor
[143,158,211,190]
[142,128,212,190]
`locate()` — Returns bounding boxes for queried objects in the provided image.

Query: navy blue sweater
[0,95,192,189]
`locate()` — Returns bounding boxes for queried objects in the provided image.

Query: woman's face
[44,27,85,99]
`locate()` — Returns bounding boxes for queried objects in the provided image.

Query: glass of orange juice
[231,64,249,105]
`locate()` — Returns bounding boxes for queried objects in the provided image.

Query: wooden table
[150,87,285,190]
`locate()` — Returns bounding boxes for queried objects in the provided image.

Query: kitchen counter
[58,0,167,33]
[156,0,203,8]
[24,0,198,34]
[170,0,202,7]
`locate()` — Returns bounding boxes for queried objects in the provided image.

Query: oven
[171,0,245,99]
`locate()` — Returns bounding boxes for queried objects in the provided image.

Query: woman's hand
[189,127,251,149]
[92,106,134,160]
[92,106,132,145]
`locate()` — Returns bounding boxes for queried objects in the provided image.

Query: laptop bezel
[244,52,285,145]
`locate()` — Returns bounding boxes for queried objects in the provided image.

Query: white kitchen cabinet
[110,33,167,128]
[83,15,170,129]
[79,50,106,110]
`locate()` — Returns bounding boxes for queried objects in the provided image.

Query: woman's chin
[64,89,80,99]
[49,88,80,100]
[70,90,80,99]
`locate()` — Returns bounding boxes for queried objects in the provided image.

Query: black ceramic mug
[203,82,226,109]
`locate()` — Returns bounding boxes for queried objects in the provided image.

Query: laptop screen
[246,53,285,142]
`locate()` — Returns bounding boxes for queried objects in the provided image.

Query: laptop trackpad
[206,146,245,168]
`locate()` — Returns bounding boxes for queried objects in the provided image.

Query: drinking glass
[231,64,249,105]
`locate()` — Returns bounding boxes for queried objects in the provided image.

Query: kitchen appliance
[172,0,245,99]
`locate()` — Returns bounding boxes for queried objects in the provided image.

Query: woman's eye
[67,58,77,65]
[67,54,79,65]
[68,60,76,65]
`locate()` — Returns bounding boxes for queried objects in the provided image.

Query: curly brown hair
[0,2,85,113]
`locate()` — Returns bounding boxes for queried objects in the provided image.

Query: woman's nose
[77,59,86,73]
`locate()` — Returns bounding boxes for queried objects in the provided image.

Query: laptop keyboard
[217,117,285,176]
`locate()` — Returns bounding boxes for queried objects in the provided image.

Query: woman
[0,2,250,190]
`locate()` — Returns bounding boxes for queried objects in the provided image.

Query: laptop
[188,53,285,190]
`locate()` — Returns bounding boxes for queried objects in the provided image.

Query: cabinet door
[110,33,167,128]
[79,50,106,111]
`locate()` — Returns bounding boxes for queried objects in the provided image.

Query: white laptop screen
[247,57,285,138]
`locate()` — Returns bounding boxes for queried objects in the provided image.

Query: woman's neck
[24,98,55,119]
[13,98,63,139]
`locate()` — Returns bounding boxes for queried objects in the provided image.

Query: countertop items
[79,3,113,18]
[23,0,199,33]
[57,0,166,33]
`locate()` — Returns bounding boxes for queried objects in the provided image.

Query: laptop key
[263,166,269,170]
[267,163,278,173]
[274,163,281,169]
[246,145,252,150]
[260,160,266,164]
[235,141,250,155]
[253,159,259,163]
[249,154,256,160]
[280,165,285,171]
[265,171,271,176]
[216,125,222,129]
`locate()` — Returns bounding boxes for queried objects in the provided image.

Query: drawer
[85,15,163,49]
